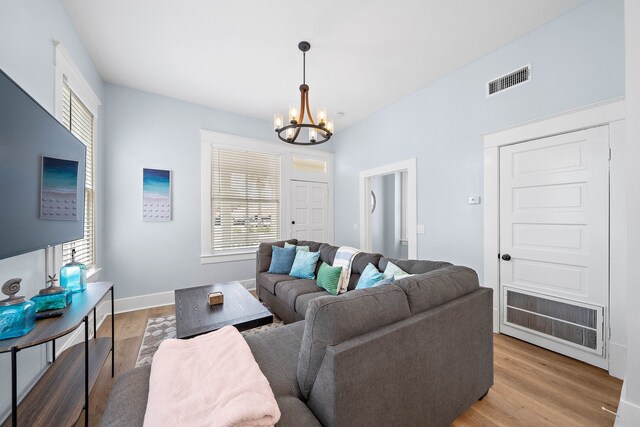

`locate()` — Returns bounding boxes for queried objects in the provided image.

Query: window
[54,43,100,270]
[292,155,327,173]
[61,82,96,267]
[210,147,280,252]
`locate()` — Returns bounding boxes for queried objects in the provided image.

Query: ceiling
[63,0,587,130]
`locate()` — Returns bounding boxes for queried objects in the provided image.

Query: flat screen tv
[0,68,86,260]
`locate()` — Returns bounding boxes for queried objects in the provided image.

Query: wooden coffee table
[174,281,273,339]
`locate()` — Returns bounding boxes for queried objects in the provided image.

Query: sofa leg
[478,390,489,401]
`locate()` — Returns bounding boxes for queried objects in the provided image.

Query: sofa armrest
[100,366,151,427]
[297,285,411,399]
[306,288,493,427]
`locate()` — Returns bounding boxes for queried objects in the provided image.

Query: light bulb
[289,104,299,124]
[309,128,318,143]
[273,113,283,131]
[285,128,295,141]
[326,119,335,134]
[317,107,327,125]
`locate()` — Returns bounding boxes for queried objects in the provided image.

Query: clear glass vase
[60,249,87,293]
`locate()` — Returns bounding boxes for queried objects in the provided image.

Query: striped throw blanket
[333,246,361,294]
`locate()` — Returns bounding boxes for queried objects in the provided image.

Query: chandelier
[274,41,334,145]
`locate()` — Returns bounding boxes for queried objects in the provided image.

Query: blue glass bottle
[60,249,87,293]
[0,278,36,340]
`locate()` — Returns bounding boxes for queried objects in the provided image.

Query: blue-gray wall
[0,0,104,418]
[103,85,323,299]
[332,0,625,279]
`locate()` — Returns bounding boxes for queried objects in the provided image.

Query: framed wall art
[143,168,171,222]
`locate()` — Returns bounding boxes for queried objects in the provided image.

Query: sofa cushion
[294,290,330,317]
[296,240,323,252]
[318,243,339,265]
[382,261,411,280]
[297,285,411,399]
[351,252,382,274]
[346,252,381,291]
[275,396,323,427]
[356,263,384,289]
[257,240,298,273]
[275,279,325,308]
[285,242,310,252]
[379,257,451,275]
[316,262,343,295]
[290,251,321,279]
[258,272,296,295]
[100,365,150,427]
[245,322,306,399]
[269,246,297,274]
[394,265,479,314]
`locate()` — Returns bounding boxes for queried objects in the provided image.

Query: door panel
[290,180,328,242]
[499,126,609,360]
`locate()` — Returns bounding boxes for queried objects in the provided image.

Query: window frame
[53,42,101,276]
[200,132,290,264]
[201,131,335,265]
[210,147,282,253]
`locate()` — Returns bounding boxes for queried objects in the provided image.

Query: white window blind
[61,82,96,267]
[211,147,280,251]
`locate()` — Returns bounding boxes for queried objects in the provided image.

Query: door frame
[359,158,417,258]
[483,99,626,376]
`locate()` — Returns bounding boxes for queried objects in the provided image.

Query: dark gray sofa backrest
[379,257,452,274]
[394,265,480,314]
[297,285,411,399]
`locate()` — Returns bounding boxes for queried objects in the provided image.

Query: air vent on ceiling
[487,65,530,96]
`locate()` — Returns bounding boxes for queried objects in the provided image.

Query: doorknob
[501,254,511,261]
[291,221,295,225]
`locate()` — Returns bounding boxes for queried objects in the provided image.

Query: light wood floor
[77,305,622,427]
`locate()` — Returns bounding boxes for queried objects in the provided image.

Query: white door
[290,180,328,242]
[499,126,609,365]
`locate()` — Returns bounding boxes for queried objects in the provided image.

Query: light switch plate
[353,223,359,231]
[468,196,481,205]
[417,224,425,234]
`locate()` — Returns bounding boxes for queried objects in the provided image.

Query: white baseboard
[617,399,640,426]
[616,381,640,426]
[113,290,175,314]
[97,278,257,316]
[609,341,627,379]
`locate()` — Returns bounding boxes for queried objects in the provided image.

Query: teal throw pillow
[289,250,321,279]
[284,242,310,252]
[372,277,395,287]
[268,245,296,274]
[316,262,343,295]
[356,263,383,289]
[382,261,411,280]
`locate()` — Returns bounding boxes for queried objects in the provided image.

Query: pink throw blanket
[143,325,281,427]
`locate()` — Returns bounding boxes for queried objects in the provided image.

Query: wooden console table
[0,282,114,427]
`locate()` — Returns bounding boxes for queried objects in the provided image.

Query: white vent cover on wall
[487,65,531,96]
[502,286,605,356]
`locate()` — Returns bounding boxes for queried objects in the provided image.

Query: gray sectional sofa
[101,240,493,426]
[255,239,453,323]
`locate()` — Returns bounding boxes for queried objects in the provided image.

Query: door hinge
[608,147,612,160]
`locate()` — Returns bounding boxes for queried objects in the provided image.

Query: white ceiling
[63,0,587,130]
